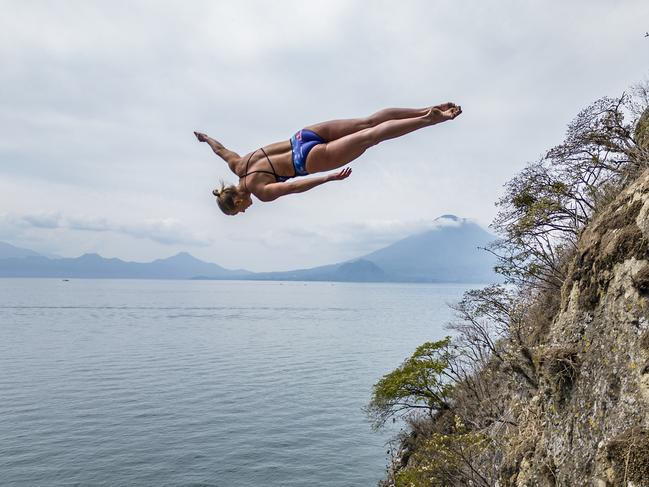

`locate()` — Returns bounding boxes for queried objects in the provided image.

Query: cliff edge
[374,88,649,486]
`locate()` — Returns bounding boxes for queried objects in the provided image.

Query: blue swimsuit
[290,129,325,177]
[242,129,325,187]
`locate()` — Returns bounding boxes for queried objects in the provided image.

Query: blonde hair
[212,182,241,215]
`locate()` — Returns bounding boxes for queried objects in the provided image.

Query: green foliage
[394,417,491,487]
[366,337,455,429]
[636,107,649,151]
[490,87,649,289]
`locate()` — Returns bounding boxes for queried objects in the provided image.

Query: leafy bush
[366,337,455,429]
[490,87,648,289]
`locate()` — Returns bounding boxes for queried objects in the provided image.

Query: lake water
[0,279,474,486]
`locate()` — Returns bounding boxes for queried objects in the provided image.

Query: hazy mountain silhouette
[244,258,388,282]
[0,250,251,279]
[0,217,497,282]
[239,215,498,282]
[0,242,44,259]
[361,215,497,282]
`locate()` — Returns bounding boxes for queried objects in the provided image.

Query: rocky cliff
[378,91,649,486]
[514,168,649,486]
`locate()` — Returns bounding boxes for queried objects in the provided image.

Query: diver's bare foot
[433,102,457,111]
[425,104,462,124]
[194,131,209,142]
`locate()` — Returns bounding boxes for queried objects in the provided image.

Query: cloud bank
[0,212,211,247]
[1,0,648,270]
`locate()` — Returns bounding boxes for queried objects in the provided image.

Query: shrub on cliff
[393,421,491,487]
[366,337,455,430]
[490,85,649,289]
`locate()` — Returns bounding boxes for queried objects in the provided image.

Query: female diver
[194,103,462,215]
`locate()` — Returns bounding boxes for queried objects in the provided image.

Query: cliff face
[387,169,649,487]
[514,169,649,486]
[377,97,649,487]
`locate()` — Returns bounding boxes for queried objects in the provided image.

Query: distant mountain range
[0,215,499,283]
[246,215,498,282]
[0,251,251,280]
[0,241,44,259]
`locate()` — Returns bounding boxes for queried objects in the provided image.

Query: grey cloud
[66,216,113,232]
[323,217,469,253]
[20,213,62,229]
[0,212,63,230]
[2,0,648,268]
[1,212,211,247]
[240,217,473,258]
[66,215,212,247]
[118,220,211,247]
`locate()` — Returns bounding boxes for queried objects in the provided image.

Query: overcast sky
[1,0,648,271]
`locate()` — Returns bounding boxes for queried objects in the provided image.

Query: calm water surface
[0,279,474,486]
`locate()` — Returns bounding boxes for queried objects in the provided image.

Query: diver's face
[234,194,253,214]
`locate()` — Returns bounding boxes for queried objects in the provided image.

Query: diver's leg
[305,105,461,173]
[305,107,439,141]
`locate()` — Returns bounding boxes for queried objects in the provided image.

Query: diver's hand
[327,167,352,181]
[194,131,209,142]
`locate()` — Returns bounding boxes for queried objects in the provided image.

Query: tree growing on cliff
[490,86,648,289]
[366,337,455,429]
[448,284,538,391]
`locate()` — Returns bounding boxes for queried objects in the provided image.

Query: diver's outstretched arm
[194,132,240,173]
[256,168,352,202]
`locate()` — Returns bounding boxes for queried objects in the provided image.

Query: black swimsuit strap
[259,148,280,179]
[241,150,257,192]
[245,170,282,179]
[241,148,286,191]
